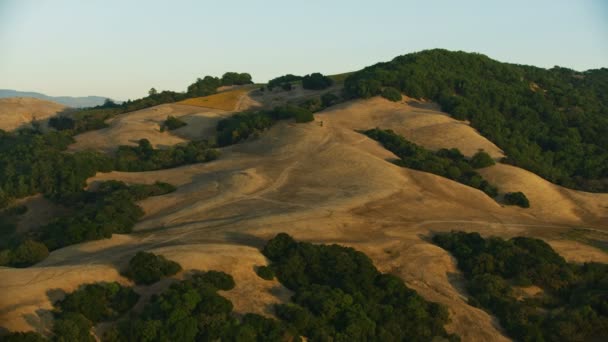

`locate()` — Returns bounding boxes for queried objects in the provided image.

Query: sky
[0,0,606,100]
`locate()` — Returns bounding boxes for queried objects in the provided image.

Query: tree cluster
[221,72,253,86]
[216,106,314,146]
[301,73,333,90]
[107,271,298,342]
[114,139,218,172]
[344,49,608,192]
[433,231,608,341]
[503,191,530,208]
[0,181,175,267]
[381,87,402,102]
[161,115,187,131]
[126,251,182,285]
[267,74,303,91]
[364,128,502,199]
[262,233,460,341]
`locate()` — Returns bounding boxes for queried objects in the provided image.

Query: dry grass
[178,88,252,111]
[2,96,607,340]
[0,97,66,131]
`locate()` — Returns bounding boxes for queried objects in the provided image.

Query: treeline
[3,235,460,341]
[216,105,314,146]
[0,181,175,267]
[263,233,460,341]
[267,73,333,91]
[0,129,217,208]
[344,49,608,192]
[364,128,505,199]
[114,139,218,172]
[433,231,608,341]
[50,71,252,134]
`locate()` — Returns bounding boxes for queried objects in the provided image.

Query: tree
[148,88,158,96]
[127,251,182,285]
[381,87,402,102]
[470,151,495,168]
[9,240,49,267]
[504,192,530,208]
[302,73,333,90]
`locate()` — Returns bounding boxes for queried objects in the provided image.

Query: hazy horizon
[1,0,607,100]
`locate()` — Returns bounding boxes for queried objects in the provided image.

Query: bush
[321,93,339,107]
[301,73,333,90]
[470,151,495,168]
[381,87,402,102]
[162,116,187,131]
[504,191,530,208]
[256,265,275,280]
[127,251,182,285]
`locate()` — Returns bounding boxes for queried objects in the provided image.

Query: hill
[0,97,66,131]
[0,89,114,108]
[344,49,608,192]
[0,53,606,341]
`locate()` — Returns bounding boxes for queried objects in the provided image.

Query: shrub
[321,93,339,107]
[163,116,187,131]
[256,265,275,280]
[301,73,333,90]
[381,87,402,102]
[504,191,530,208]
[127,251,182,285]
[470,151,495,168]
[52,312,95,342]
[0,331,47,341]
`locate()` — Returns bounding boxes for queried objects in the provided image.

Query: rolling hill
[0,89,115,108]
[0,51,607,341]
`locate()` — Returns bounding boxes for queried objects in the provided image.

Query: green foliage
[344,49,608,192]
[364,128,500,198]
[433,231,608,341]
[0,130,113,203]
[4,240,49,268]
[381,87,402,102]
[221,72,253,86]
[114,139,218,171]
[186,76,221,97]
[52,312,95,342]
[267,74,302,90]
[33,181,174,253]
[263,233,459,341]
[48,116,75,131]
[216,106,314,146]
[504,191,530,208]
[0,331,47,341]
[127,251,182,285]
[321,92,340,107]
[56,282,139,323]
[470,151,495,168]
[113,271,298,341]
[301,73,333,90]
[256,265,275,280]
[162,115,187,131]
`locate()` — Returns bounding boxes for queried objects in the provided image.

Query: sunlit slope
[177,87,255,111]
[1,96,606,340]
[0,97,66,131]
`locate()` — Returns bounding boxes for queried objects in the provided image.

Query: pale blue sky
[1,0,606,100]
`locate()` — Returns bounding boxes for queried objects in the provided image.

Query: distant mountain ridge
[0,89,117,108]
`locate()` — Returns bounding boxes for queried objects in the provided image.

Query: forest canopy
[433,231,608,341]
[344,49,608,192]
